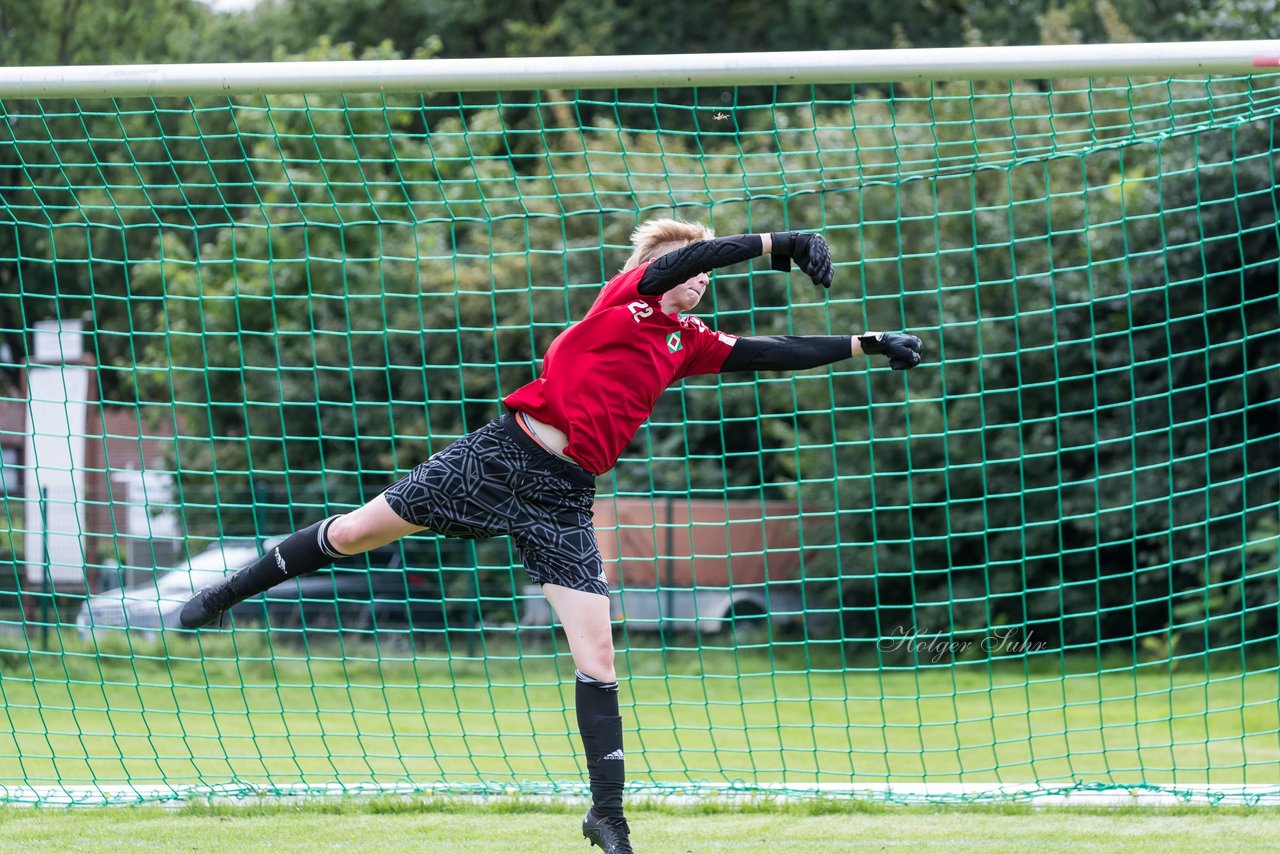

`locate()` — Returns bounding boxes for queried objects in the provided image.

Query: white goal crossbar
[0,41,1277,98]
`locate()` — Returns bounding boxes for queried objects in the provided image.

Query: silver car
[75,542,262,637]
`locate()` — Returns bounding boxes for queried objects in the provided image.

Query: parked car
[76,541,260,636]
[230,544,449,638]
[76,540,451,640]
[516,581,805,641]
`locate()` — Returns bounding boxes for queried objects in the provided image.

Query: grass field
[1,628,1277,802]
[2,799,1280,852]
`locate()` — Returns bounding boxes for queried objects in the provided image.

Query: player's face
[663,271,709,313]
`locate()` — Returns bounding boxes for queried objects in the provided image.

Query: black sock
[226,516,347,600]
[576,669,624,818]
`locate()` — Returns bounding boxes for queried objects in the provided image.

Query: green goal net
[0,50,1278,806]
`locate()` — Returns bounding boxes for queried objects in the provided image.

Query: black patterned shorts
[382,413,608,596]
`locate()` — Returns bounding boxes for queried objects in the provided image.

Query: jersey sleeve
[678,316,739,377]
[589,262,660,313]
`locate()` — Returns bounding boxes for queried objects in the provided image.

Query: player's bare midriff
[517,410,580,466]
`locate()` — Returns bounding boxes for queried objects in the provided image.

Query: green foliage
[0,3,1276,651]
[3,64,1278,646]
[0,0,213,66]
[226,0,1228,61]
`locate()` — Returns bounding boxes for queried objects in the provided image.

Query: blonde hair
[622,218,715,272]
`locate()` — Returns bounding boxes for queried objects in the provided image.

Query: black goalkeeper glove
[770,232,833,288]
[858,332,923,370]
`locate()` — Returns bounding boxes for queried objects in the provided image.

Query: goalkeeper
[181,219,923,854]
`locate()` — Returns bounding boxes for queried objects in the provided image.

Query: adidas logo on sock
[274,549,287,575]
[601,749,624,761]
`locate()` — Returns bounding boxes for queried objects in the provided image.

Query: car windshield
[144,546,259,598]
[183,545,255,572]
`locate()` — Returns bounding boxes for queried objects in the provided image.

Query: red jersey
[503,262,737,474]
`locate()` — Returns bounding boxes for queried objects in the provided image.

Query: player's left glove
[859,332,923,370]
[770,232,833,288]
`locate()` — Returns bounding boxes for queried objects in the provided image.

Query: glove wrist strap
[769,231,796,272]
[858,333,884,355]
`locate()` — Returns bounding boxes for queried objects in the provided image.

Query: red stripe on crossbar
[1253,56,1280,67]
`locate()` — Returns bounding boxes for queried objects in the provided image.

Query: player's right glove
[859,332,923,370]
[770,232,833,288]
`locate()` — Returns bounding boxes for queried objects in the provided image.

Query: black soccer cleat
[179,569,252,629]
[583,807,633,854]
